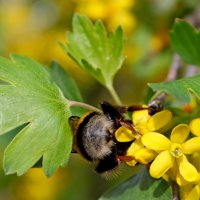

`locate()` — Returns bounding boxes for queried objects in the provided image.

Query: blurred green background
[0,0,199,199]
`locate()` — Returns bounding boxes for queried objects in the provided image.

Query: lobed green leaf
[61,13,125,88]
[0,54,72,176]
[170,19,200,66]
[149,75,200,104]
[49,61,86,116]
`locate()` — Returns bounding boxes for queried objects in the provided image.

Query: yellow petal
[180,185,200,200]
[162,174,170,183]
[187,185,200,200]
[141,132,171,151]
[176,172,190,186]
[132,109,149,126]
[147,110,172,131]
[190,152,200,172]
[125,139,143,166]
[150,150,174,178]
[126,159,137,166]
[178,155,198,182]
[135,125,149,135]
[190,118,200,136]
[166,161,179,181]
[126,138,143,156]
[170,124,190,143]
[182,137,200,154]
[134,147,156,164]
[115,126,135,142]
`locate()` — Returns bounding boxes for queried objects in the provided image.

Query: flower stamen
[170,143,183,158]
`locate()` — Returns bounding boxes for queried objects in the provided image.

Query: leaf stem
[68,100,102,113]
[107,84,122,105]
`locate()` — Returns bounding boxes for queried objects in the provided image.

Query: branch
[166,54,182,81]
[184,65,199,77]
[171,180,180,200]
[148,54,182,115]
[148,7,200,114]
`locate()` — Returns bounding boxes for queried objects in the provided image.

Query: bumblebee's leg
[95,145,119,174]
[68,116,80,153]
[128,103,163,116]
[116,155,134,162]
[68,116,80,132]
[119,120,139,134]
[127,105,148,112]
[95,154,119,173]
[148,99,164,115]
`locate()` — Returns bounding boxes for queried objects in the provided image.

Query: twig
[148,7,200,114]
[171,180,180,200]
[184,65,199,77]
[148,54,182,115]
[148,92,167,115]
[166,54,182,81]
[185,7,200,28]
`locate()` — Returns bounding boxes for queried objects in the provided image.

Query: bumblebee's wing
[69,116,80,133]
[100,101,123,127]
[68,116,80,153]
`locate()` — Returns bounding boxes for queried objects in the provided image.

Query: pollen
[170,143,183,158]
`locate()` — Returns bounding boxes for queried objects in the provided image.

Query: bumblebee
[69,102,133,177]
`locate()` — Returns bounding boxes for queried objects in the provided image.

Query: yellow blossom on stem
[142,124,200,184]
[169,140,200,200]
[190,118,200,136]
[115,108,172,166]
[132,109,172,134]
[75,0,136,32]
[180,184,200,200]
[178,152,200,200]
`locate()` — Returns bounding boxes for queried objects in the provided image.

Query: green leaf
[0,54,72,176]
[61,13,125,88]
[170,19,200,65]
[99,167,172,200]
[149,75,200,104]
[49,61,86,116]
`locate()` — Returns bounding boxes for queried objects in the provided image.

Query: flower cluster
[75,0,136,33]
[115,108,200,200]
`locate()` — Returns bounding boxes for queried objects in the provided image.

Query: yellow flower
[178,152,200,200]
[142,124,200,183]
[115,109,172,166]
[190,152,200,172]
[180,184,200,200]
[132,109,172,134]
[15,168,63,200]
[76,0,136,32]
[190,118,200,136]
